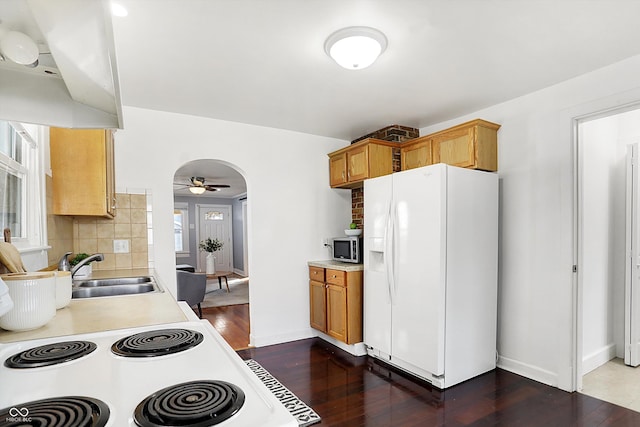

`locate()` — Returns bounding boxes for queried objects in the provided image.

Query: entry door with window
[197,205,232,273]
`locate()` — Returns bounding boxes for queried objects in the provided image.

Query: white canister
[0,272,56,331]
[0,278,13,317]
[55,270,72,309]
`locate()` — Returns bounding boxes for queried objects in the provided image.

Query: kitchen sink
[74,276,154,287]
[72,276,160,299]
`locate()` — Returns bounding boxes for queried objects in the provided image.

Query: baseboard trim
[249,329,315,348]
[315,332,367,356]
[582,343,617,375]
[497,355,558,387]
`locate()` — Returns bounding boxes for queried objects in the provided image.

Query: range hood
[0,0,123,129]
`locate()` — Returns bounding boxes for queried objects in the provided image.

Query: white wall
[113,107,351,347]
[579,116,624,373]
[419,54,640,391]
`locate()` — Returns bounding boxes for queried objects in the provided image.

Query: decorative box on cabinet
[400,136,433,171]
[429,119,500,172]
[308,265,363,344]
[328,138,397,189]
[50,127,116,217]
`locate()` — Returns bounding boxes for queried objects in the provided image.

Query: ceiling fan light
[189,186,206,195]
[325,26,387,70]
[0,29,39,66]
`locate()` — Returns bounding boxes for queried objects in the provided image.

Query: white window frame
[174,202,190,257]
[0,121,47,251]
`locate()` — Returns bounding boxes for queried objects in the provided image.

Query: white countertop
[308,260,364,271]
[0,269,188,343]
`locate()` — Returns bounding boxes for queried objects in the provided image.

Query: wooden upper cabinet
[329,152,348,187]
[430,119,500,172]
[400,136,433,171]
[328,138,396,189]
[346,145,369,182]
[50,127,116,218]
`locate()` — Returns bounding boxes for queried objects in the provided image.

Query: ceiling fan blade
[205,184,230,189]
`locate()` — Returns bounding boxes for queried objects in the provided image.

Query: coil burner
[0,396,109,426]
[134,380,245,426]
[4,341,97,369]
[111,329,203,357]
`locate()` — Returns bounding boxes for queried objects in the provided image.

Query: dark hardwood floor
[201,305,640,426]
[200,303,251,350]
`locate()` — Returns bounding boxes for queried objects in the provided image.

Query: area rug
[201,274,249,308]
[244,359,321,427]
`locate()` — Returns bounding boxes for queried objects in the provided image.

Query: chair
[176,270,207,318]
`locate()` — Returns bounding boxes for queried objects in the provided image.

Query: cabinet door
[347,145,369,182]
[50,128,114,217]
[105,130,116,217]
[326,283,348,342]
[329,153,347,187]
[310,280,327,332]
[401,139,432,170]
[432,126,476,169]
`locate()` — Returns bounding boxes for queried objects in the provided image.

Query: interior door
[197,204,232,273]
[626,143,640,366]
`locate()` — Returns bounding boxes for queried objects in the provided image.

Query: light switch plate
[113,239,130,253]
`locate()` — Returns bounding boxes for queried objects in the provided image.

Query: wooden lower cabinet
[310,280,327,331]
[309,266,363,344]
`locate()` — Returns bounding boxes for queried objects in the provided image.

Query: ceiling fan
[174,177,231,194]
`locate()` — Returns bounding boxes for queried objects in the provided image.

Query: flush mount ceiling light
[324,26,387,70]
[0,24,39,67]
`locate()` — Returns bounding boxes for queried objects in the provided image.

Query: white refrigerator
[364,163,498,389]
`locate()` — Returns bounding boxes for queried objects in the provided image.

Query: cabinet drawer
[309,266,325,281]
[326,269,346,286]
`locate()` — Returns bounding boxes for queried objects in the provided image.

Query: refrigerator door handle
[385,200,395,303]
[391,202,399,300]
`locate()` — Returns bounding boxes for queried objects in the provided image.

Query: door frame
[195,203,233,272]
[242,199,249,276]
[571,101,640,391]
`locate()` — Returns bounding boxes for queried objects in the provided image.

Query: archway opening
[173,159,250,350]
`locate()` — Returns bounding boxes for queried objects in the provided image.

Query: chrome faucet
[58,252,72,271]
[71,253,104,278]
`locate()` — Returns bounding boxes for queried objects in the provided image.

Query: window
[205,211,223,220]
[0,121,45,248]
[174,203,190,255]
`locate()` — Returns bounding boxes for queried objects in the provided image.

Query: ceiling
[110,0,640,141]
[5,1,640,196]
[174,160,247,198]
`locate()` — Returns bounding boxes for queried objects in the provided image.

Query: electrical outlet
[322,238,329,246]
[113,239,130,253]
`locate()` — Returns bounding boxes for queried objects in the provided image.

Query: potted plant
[199,238,223,274]
[70,253,92,277]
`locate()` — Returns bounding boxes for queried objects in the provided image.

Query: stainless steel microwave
[331,236,363,264]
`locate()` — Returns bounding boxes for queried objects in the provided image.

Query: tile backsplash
[46,176,151,270]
